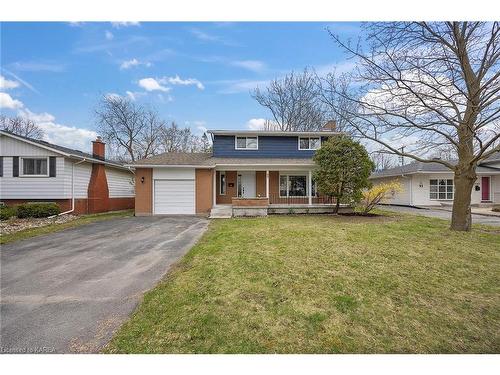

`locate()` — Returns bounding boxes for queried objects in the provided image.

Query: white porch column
[213,169,217,207]
[266,170,270,199]
[308,170,312,206]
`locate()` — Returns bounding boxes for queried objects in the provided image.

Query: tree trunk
[450,167,476,231]
[333,197,340,215]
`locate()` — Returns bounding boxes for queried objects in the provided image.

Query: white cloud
[231,60,266,73]
[105,30,114,41]
[0,92,24,109]
[119,58,151,70]
[18,108,97,152]
[18,108,55,123]
[216,79,269,94]
[189,28,220,42]
[160,75,204,90]
[138,78,170,92]
[0,70,38,93]
[125,91,146,101]
[111,22,140,28]
[0,75,20,90]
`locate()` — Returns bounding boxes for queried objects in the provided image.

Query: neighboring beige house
[370,153,500,207]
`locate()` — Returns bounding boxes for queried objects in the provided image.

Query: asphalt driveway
[0,216,208,353]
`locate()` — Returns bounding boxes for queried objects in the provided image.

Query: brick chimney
[92,136,105,160]
[322,120,337,131]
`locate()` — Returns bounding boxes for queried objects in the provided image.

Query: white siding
[106,167,135,198]
[492,175,500,203]
[64,160,92,199]
[0,135,59,157]
[371,175,412,205]
[0,156,69,199]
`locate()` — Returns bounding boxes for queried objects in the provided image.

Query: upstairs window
[298,137,321,150]
[430,179,453,200]
[235,136,258,150]
[21,157,48,176]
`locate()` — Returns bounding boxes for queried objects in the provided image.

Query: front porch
[210,169,351,217]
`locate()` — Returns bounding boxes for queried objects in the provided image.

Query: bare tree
[95,95,161,161]
[371,151,396,171]
[158,122,203,153]
[0,115,44,139]
[200,132,212,153]
[252,68,325,131]
[328,22,500,231]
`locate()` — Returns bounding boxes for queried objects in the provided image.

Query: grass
[106,211,500,353]
[0,210,133,245]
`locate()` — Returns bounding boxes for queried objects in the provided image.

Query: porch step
[209,205,233,219]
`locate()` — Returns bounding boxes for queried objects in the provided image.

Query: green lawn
[106,212,500,353]
[0,210,133,245]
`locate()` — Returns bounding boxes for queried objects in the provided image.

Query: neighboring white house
[370,153,500,207]
[0,130,135,214]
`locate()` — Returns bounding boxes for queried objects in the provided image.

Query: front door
[237,171,256,198]
[481,176,491,201]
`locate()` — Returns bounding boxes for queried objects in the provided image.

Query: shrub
[16,203,60,218]
[359,180,403,214]
[0,206,17,221]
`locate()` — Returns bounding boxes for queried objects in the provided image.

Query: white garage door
[154,179,195,215]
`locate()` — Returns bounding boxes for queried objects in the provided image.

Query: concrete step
[209,206,233,219]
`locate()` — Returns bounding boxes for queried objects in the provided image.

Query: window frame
[219,172,226,195]
[20,157,49,177]
[429,178,454,200]
[235,136,259,150]
[298,137,321,150]
[279,173,311,198]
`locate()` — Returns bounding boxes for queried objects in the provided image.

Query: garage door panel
[154,179,195,215]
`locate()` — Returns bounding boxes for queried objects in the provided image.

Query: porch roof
[127,152,314,168]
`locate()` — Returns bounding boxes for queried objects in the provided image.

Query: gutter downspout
[57,158,87,216]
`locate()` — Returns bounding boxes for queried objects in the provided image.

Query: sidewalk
[420,205,500,218]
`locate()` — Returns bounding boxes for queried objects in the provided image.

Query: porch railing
[268,193,336,205]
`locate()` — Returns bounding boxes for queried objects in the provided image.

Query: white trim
[279,173,310,198]
[429,178,454,201]
[234,135,259,150]
[298,136,321,151]
[219,171,226,195]
[127,164,213,168]
[208,130,340,137]
[19,156,49,177]
[481,176,492,202]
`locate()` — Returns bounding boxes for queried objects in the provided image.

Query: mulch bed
[0,215,78,235]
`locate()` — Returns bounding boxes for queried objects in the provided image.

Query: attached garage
[152,168,196,215]
[153,179,195,214]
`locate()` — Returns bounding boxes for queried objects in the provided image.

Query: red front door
[481,177,491,201]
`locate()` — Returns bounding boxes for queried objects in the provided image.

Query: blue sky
[0,22,361,151]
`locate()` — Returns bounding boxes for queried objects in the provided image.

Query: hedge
[16,203,61,219]
[0,206,17,221]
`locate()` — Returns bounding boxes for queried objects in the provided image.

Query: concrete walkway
[379,205,500,227]
[1,216,208,353]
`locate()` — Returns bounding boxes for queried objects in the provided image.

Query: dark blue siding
[213,135,329,158]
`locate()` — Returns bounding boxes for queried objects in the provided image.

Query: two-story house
[129,128,346,217]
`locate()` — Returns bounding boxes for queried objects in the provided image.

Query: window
[235,136,258,150]
[219,172,226,195]
[298,137,321,150]
[21,157,48,176]
[279,174,310,197]
[429,179,453,200]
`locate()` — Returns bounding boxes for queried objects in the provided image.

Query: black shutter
[49,157,56,177]
[13,157,19,177]
[0,157,3,177]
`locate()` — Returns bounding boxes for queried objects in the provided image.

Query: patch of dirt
[0,214,78,235]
